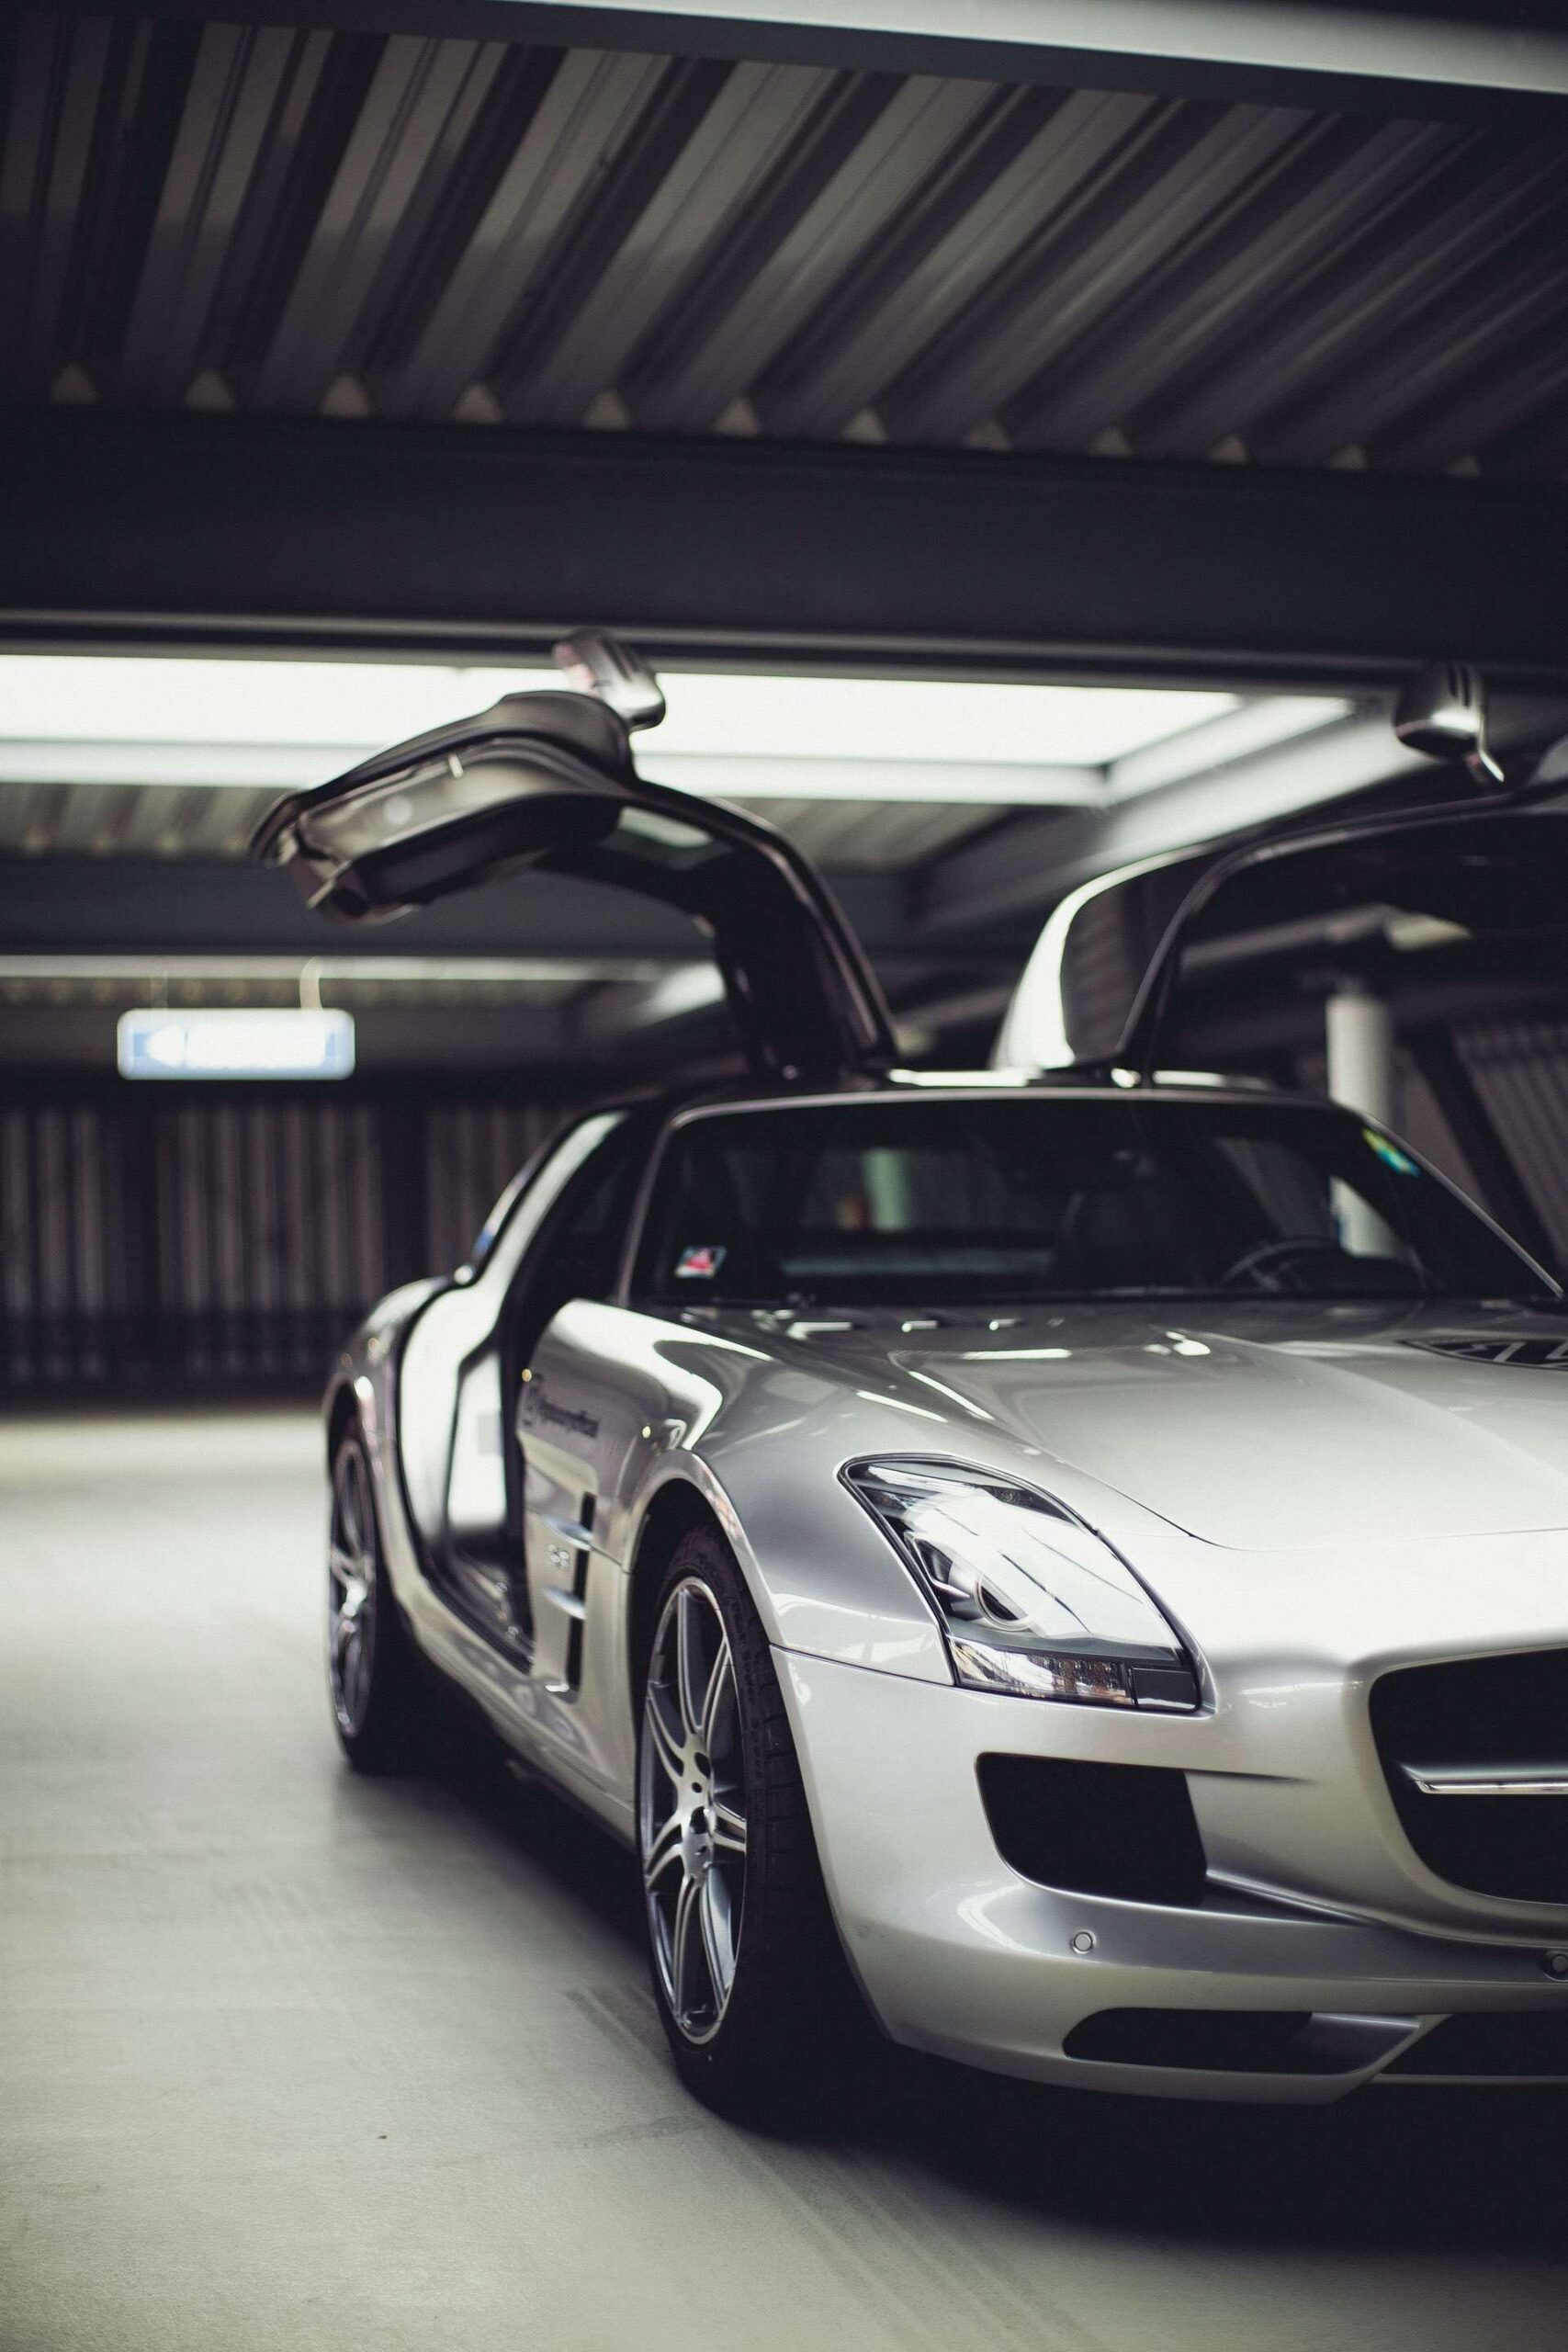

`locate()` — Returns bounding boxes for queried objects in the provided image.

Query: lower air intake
[1382,2012,1568,2079]
[977,1754,1205,1907]
[1065,2009,1414,2075]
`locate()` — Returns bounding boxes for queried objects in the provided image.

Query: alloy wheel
[639,1577,750,2043]
[328,1437,378,1737]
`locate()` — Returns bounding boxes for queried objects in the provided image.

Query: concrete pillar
[1325,984,1397,1256]
[1325,984,1395,1125]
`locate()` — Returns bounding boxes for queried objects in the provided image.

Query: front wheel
[328,1421,423,1772]
[637,1525,863,2118]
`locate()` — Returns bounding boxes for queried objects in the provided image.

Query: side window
[551,1130,641,1286]
[466,1166,536,1272]
[511,1115,649,1357]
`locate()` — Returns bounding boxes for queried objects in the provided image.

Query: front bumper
[779,1651,1568,2103]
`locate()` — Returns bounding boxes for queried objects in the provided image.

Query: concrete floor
[3,1411,1566,2352]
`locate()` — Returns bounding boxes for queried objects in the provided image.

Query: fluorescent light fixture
[0,658,550,748]
[1106,695,1352,800]
[0,655,1359,814]
[118,1007,355,1080]
[656,675,1236,765]
[0,655,1234,762]
[640,754,1103,805]
[0,654,1235,775]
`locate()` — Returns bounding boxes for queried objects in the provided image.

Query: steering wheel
[1220,1236,1348,1293]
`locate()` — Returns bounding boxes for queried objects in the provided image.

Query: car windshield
[634,1096,1554,1307]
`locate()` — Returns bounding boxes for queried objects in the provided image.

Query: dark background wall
[0,1079,558,1397]
[5,1016,1566,1402]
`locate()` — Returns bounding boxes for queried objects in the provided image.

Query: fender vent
[977,1754,1205,1907]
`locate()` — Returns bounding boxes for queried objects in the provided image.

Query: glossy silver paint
[330,1080,1568,2101]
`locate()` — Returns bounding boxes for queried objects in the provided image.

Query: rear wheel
[328,1422,423,1772]
[637,1523,862,2118]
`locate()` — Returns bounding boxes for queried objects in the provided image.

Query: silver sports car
[254,640,1568,2112]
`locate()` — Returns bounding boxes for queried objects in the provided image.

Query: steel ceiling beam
[47,0,1568,127]
[6,409,1568,685]
[0,850,916,962]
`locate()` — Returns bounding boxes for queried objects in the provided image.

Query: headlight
[844,1458,1199,1712]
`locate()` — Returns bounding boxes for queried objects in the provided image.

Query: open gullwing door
[996,801,1568,1076]
[997,666,1568,1078]
[251,634,895,1084]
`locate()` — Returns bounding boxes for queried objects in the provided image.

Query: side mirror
[552,629,666,731]
[1393,661,1505,789]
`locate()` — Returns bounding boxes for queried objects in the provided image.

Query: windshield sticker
[674,1244,727,1281]
[1363,1127,1419,1177]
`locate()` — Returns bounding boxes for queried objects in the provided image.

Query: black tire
[327,1420,424,1773]
[636,1522,863,2120]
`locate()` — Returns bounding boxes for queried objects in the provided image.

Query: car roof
[638,1069,1332,1122]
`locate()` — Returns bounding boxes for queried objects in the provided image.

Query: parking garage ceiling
[4,1,1568,674]
[12,3,1568,472]
[8,1,1568,470]
[3,1,1568,1080]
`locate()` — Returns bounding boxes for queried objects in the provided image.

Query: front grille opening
[1370,1648,1568,1903]
[1383,2012,1568,2079]
[977,1754,1206,1907]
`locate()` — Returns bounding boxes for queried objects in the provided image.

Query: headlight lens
[845,1458,1199,1711]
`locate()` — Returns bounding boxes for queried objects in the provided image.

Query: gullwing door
[997,803,1568,1078]
[997,666,1568,1078]
[251,635,894,1084]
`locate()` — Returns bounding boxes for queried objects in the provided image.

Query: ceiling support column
[1325,983,1395,1127]
[1325,981,1398,1257]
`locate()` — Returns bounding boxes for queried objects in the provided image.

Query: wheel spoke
[644,1683,685,1789]
[675,1586,707,1742]
[671,1872,703,2021]
[699,1634,734,1758]
[329,1540,363,1590]
[699,1874,732,2005]
[641,1810,682,1890]
[710,1796,747,1859]
[334,1455,364,1555]
[337,1625,360,1713]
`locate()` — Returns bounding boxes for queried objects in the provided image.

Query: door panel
[397,1110,625,1639]
[516,1321,651,1794]
[412,1109,654,1673]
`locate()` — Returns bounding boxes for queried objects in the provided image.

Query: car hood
[708,1298,1568,1548]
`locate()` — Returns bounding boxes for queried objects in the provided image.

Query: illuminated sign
[118,1008,355,1080]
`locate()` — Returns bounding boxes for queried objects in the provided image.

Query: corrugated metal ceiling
[6,9,1568,477]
